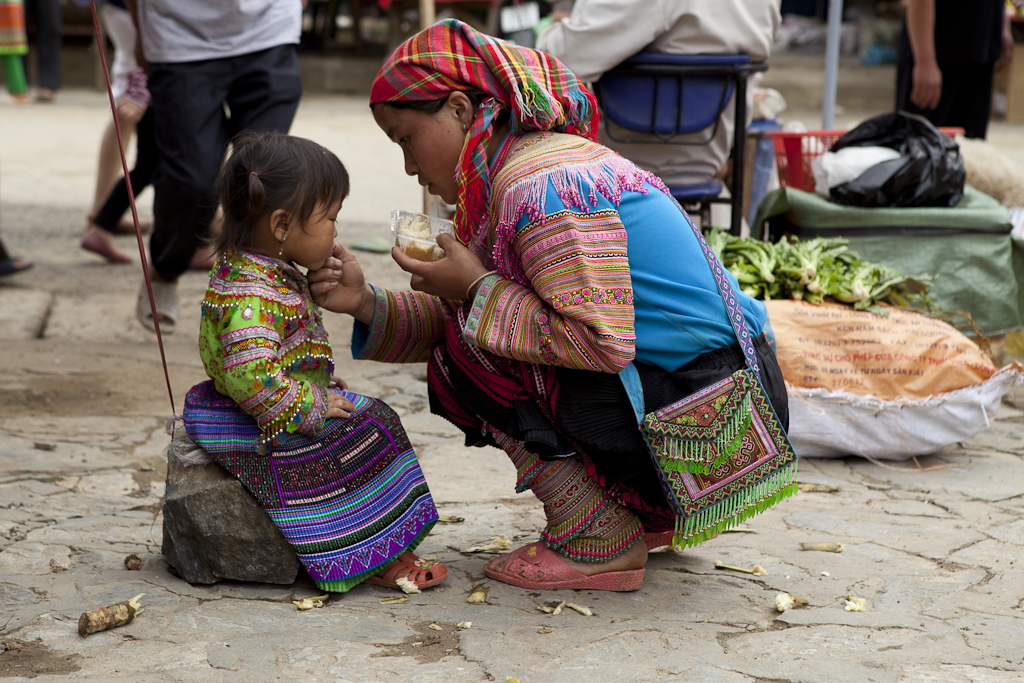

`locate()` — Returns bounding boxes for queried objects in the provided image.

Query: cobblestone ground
[1,93,1023,682]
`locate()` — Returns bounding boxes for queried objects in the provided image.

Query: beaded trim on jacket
[201,248,334,444]
[486,132,670,286]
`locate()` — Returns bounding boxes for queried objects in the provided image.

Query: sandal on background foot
[137,278,177,334]
[364,552,447,591]
[0,257,32,277]
[484,541,644,592]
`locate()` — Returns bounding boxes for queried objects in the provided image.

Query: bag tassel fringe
[654,393,753,475]
[671,462,799,549]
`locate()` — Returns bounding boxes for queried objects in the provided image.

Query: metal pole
[822,0,843,129]
[420,0,438,214]
[419,0,435,28]
[730,73,748,237]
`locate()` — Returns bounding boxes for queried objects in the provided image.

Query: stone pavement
[2,92,1024,682]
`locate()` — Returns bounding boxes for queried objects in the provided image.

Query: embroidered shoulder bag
[619,214,798,550]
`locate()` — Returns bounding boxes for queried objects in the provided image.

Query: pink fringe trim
[489,155,671,286]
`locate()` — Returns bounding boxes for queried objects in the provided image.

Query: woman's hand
[392,234,489,300]
[308,243,376,323]
[328,376,349,391]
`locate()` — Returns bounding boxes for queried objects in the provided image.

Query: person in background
[536,0,780,188]
[23,0,59,102]
[124,0,304,334]
[81,0,156,263]
[549,0,571,22]
[897,0,1011,139]
[0,235,32,277]
[1,0,29,104]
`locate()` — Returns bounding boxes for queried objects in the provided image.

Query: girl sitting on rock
[181,130,446,593]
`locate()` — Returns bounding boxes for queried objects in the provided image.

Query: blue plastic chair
[593,53,768,235]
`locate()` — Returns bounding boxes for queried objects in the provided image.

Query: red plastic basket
[764,128,964,193]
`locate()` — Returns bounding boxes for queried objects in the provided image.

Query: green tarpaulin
[753,186,1024,336]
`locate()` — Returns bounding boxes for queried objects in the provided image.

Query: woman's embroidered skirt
[427,304,791,555]
[183,380,439,592]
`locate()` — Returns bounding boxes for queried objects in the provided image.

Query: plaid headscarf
[370,19,599,244]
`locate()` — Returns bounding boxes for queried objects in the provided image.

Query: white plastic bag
[786,364,1023,460]
[811,145,902,197]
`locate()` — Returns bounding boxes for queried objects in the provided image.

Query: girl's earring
[278,235,286,258]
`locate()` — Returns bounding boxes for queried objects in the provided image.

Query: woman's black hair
[373,90,487,115]
[214,131,350,255]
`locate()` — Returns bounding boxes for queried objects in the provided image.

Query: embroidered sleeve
[462,208,636,373]
[351,285,449,364]
[214,296,329,440]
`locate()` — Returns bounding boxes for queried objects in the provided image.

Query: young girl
[181,131,446,593]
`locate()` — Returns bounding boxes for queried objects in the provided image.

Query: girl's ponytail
[247,170,265,215]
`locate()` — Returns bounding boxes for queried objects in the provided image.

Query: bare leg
[90,117,137,218]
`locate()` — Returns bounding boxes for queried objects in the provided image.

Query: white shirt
[537,0,781,84]
[138,0,302,64]
[536,0,780,187]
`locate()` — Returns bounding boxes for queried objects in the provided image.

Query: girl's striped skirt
[182,380,439,592]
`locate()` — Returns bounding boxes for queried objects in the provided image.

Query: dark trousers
[92,107,160,232]
[23,0,61,90]
[147,44,302,280]
[896,60,995,139]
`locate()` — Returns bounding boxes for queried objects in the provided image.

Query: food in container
[391,210,454,262]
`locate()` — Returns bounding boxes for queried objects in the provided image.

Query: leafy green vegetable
[704,229,931,313]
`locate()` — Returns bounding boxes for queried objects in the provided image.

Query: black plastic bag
[828,111,965,208]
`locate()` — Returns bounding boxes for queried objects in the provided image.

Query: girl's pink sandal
[364,552,447,591]
[483,542,644,592]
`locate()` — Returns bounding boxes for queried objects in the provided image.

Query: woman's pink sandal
[484,542,644,592]
[364,552,448,590]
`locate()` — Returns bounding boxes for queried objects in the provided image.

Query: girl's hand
[309,243,376,323]
[326,391,356,419]
[328,376,349,391]
[392,234,488,300]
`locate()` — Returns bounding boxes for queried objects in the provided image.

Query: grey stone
[161,442,300,585]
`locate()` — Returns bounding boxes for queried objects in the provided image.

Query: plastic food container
[390,210,455,262]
